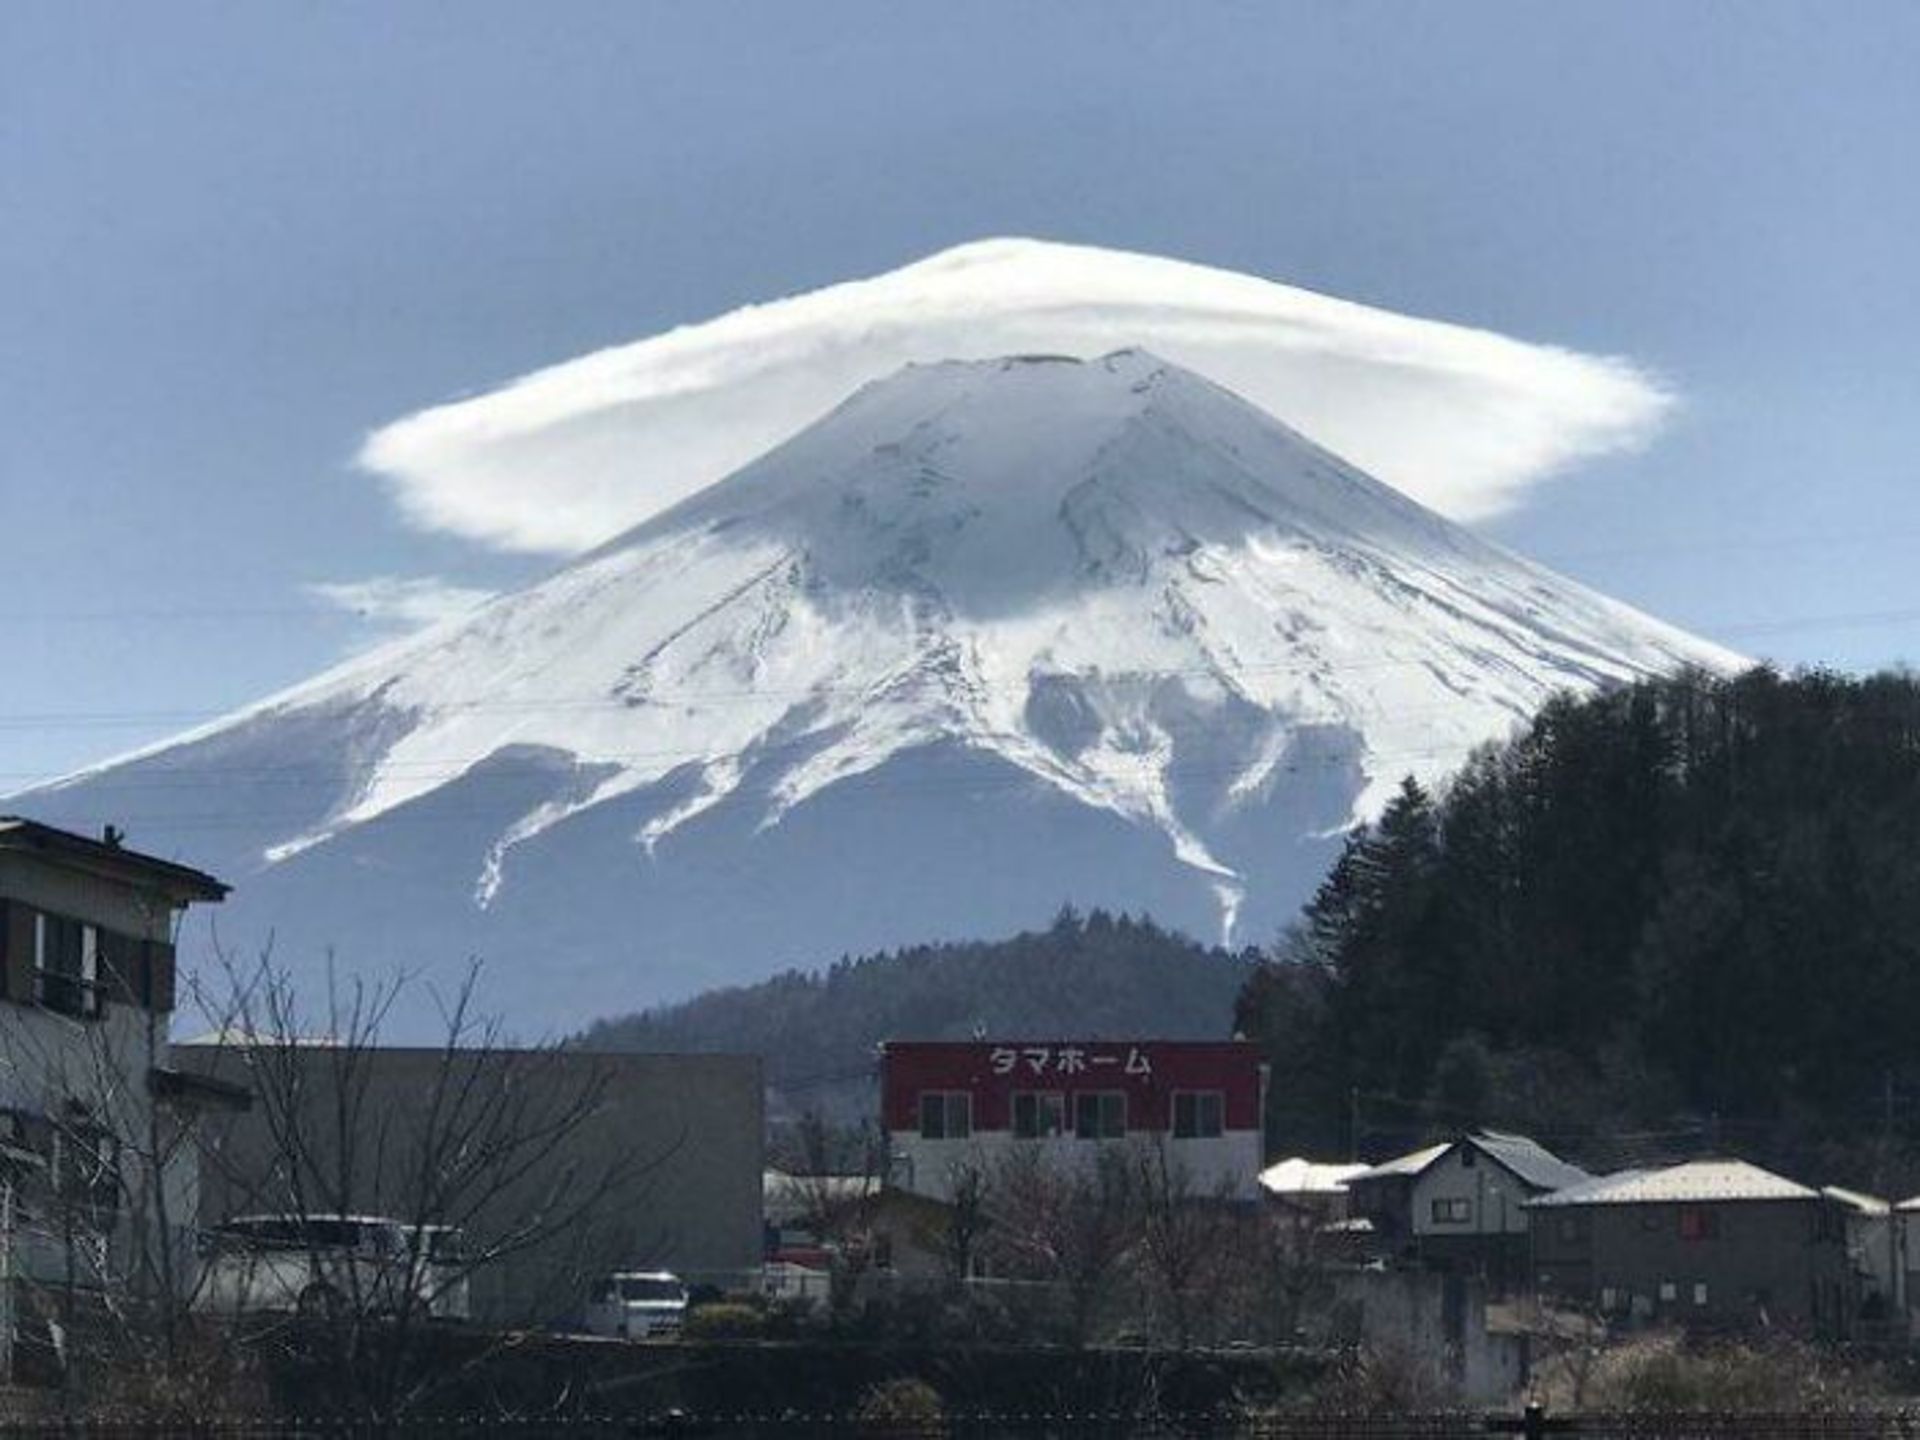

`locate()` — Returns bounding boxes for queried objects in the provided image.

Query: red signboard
[880,1040,1264,1133]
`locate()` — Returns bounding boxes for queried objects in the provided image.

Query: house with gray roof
[1343,1131,1592,1291]
[1528,1159,1856,1337]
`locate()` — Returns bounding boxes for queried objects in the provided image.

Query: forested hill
[1238,666,1920,1189]
[579,911,1259,1118]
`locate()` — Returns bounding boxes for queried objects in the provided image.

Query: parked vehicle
[409,1223,473,1322]
[582,1270,688,1338]
[196,1214,468,1321]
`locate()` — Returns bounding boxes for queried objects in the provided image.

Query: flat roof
[0,817,227,903]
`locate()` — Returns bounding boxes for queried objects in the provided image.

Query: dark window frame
[1171,1090,1225,1139]
[33,912,104,1020]
[917,1091,972,1141]
[1012,1091,1065,1140]
[1074,1091,1127,1140]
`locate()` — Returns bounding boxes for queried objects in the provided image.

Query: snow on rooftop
[1528,1160,1819,1208]
[1259,1157,1370,1196]
[1351,1142,1452,1181]
[1822,1186,1890,1215]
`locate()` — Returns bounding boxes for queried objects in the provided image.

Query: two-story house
[0,817,231,1361]
[1528,1159,1855,1337]
[879,1039,1266,1203]
[1345,1130,1592,1289]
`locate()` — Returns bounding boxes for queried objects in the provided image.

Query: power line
[7,523,1919,625]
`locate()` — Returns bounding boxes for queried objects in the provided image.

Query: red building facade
[880,1040,1266,1201]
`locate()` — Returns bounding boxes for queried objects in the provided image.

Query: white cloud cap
[361,237,1673,555]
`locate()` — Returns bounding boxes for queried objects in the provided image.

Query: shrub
[1579,1333,1881,1412]
[682,1302,767,1340]
[855,1377,946,1437]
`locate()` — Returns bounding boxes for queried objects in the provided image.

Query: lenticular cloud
[360,237,1672,555]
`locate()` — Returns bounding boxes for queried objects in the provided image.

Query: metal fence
[6,1412,1920,1440]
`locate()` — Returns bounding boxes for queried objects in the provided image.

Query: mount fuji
[22,350,1739,1034]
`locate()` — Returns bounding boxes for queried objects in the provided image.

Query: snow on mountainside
[22,352,1740,1035]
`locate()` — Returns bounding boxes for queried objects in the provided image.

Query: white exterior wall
[1409,1149,1532,1238]
[0,848,195,1293]
[889,1127,1262,1203]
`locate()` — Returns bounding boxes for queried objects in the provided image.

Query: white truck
[581,1270,688,1338]
[196,1214,472,1322]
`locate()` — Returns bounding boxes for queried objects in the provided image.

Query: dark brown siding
[148,940,176,1012]
[3,902,34,1003]
[98,928,138,1006]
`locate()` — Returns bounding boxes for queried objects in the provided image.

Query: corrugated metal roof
[1470,1130,1593,1193]
[1259,1157,1370,1195]
[1349,1131,1590,1193]
[1528,1159,1819,1208]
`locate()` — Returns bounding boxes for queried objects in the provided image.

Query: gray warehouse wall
[175,1043,763,1326]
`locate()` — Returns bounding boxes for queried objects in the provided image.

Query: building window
[1678,1206,1719,1241]
[918,1091,972,1140]
[1693,1282,1709,1307]
[53,1125,120,1218]
[1600,1286,1620,1312]
[1074,1092,1126,1140]
[33,913,102,1020]
[1171,1091,1224,1139]
[1012,1092,1065,1140]
[1460,1147,1477,1169]
[1658,1281,1677,1303]
[1556,1214,1583,1242]
[1431,1197,1472,1225]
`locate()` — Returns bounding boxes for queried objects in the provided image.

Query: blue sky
[5,1,1918,788]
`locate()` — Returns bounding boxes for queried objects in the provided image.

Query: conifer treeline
[582,910,1258,1116]
[1236,667,1920,1184]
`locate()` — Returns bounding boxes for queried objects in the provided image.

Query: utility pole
[1874,1069,1894,1198]
[0,1181,11,1387]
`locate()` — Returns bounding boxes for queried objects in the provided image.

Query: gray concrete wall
[175,1044,763,1326]
[1324,1268,1527,1406]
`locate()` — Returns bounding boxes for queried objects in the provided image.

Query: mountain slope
[580,909,1259,1123]
[21,352,1739,1033]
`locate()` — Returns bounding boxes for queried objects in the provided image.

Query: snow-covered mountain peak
[361,237,1673,553]
[26,352,1738,1032]
[602,348,1465,612]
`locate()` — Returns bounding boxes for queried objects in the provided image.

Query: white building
[0,818,237,1374]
